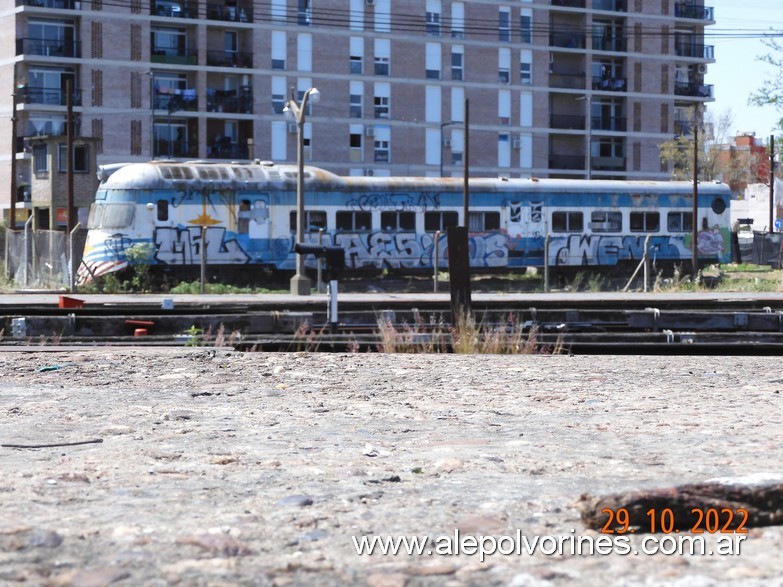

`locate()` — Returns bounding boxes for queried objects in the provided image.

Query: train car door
[247,195,270,250]
[505,199,545,266]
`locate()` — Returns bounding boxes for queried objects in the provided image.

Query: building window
[381,211,416,231]
[630,211,660,232]
[520,50,532,85]
[520,11,532,43]
[499,48,511,84]
[271,31,286,70]
[667,212,693,233]
[426,0,441,36]
[451,47,464,81]
[590,211,623,233]
[290,210,327,232]
[336,211,372,232]
[33,144,48,173]
[297,0,311,25]
[350,55,363,74]
[349,127,363,163]
[424,211,459,232]
[374,57,389,76]
[426,43,441,80]
[451,2,464,38]
[350,94,363,118]
[552,211,584,233]
[499,7,511,42]
[374,95,390,119]
[57,143,90,173]
[374,138,389,162]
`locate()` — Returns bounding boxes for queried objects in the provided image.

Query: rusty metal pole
[691,125,698,277]
[66,78,75,236]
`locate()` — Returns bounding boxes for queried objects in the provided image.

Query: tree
[749,37,783,131]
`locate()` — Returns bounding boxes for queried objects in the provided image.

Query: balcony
[208,138,249,159]
[675,43,714,59]
[17,38,81,58]
[24,87,82,106]
[152,1,198,18]
[593,0,627,10]
[550,31,586,49]
[675,2,714,20]
[152,47,197,65]
[550,114,586,130]
[674,82,713,98]
[550,71,586,89]
[592,116,627,132]
[593,37,627,52]
[549,154,585,170]
[552,0,585,7]
[206,50,253,68]
[592,75,627,91]
[154,90,198,112]
[17,0,80,8]
[206,2,253,22]
[207,87,253,114]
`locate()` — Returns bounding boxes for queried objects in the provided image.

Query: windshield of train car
[87,203,135,229]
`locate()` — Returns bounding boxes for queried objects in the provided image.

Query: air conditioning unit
[365,168,374,176]
[512,138,521,149]
[442,138,452,148]
[365,126,375,137]
[697,64,707,74]
[287,123,298,134]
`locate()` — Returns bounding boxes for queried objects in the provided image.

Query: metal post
[433,229,440,292]
[69,222,81,293]
[328,280,338,334]
[770,134,775,232]
[463,98,469,225]
[544,233,551,293]
[287,87,320,295]
[23,215,33,287]
[66,78,75,236]
[317,228,324,293]
[200,224,206,294]
[692,125,699,277]
[10,87,18,231]
[643,234,651,293]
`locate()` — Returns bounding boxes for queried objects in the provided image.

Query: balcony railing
[23,87,82,106]
[550,71,586,89]
[152,1,198,18]
[207,87,253,114]
[16,38,81,58]
[592,156,625,170]
[593,37,627,52]
[154,91,198,112]
[549,154,586,170]
[675,3,714,20]
[208,140,250,159]
[592,75,627,91]
[552,0,586,7]
[206,2,253,22]
[550,114,586,130]
[206,50,253,68]
[674,82,713,98]
[17,0,80,8]
[151,47,197,65]
[674,120,693,135]
[153,139,197,159]
[675,43,714,59]
[550,32,586,49]
[593,0,627,11]
[592,116,627,132]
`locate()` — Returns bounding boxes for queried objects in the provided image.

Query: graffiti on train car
[153,226,250,265]
[551,229,731,266]
[346,193,442,212]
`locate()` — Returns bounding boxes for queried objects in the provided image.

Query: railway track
[3,292,783,354]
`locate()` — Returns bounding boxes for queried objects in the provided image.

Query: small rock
[275,494,314,507]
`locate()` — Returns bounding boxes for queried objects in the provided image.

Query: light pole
[284,86,320,295]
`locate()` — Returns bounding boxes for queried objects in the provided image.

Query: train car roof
[97,161,731,195]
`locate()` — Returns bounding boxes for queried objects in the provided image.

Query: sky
[707,0,783,140]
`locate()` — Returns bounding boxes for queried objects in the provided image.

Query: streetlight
[283,86,320,295]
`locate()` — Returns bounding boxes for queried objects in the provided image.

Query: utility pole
[691,125,699,276]
[66,78,75,235]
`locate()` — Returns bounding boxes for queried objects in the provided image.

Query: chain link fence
[4,228,87,290]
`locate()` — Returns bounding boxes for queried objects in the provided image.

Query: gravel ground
[1,349,782,587]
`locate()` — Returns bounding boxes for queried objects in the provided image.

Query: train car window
[381,211,415,231]
[712,198,727,214]
[290,210,328,232]
[552,211,583,233]
[88,203,135,229]
[336,211,372,232]
[157,200,169,222]
[667,212,693,232]
[590,211,622,233]
[630,211,659,232]
[469,211,501,231]
[424,211,459,232]
[238,199,250,234]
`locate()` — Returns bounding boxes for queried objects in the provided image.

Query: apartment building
[0,0,715,225]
